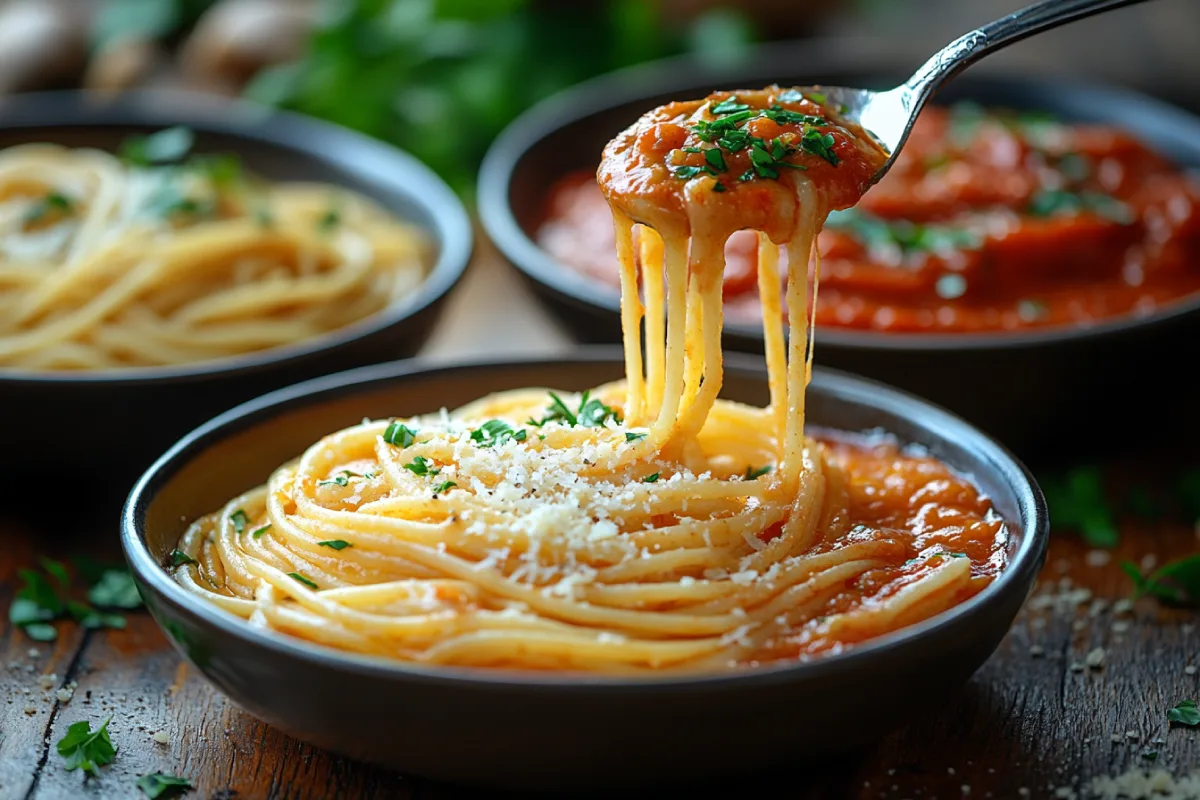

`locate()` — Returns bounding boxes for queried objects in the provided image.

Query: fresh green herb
[1122,555,1200,607]
[625,431,647,442]
[1168,700,1200,727]
[825,208,982,257]
[317,474,351,487]
[471,419,527,448]
[56,717,116,776]
[121,126,194,166]
[10,566,65,641]
[1057,153,1091,183]
[739,169,756,182]
[711,97,750,115]
[253,207,274,228]
[382,422,417,447]
[761,105,824,126]
[643,472,660,483]
[68,601,126,632]
[935,274,968,300]
[230,509,249,535]
[251,525,272,539]
[136,771,193,799]
[805,91,827,105]
[403,455,440,476]
[1141,749,1159,761]
[432,480,458,496]
[800,129,839,166]
[24,191,75,225]
[88,570,142,610]
[674,164,716,180]
[317,206,341,233]
[41,557,70,588]
[531,391,620,428]
[168,549,197,567]
[1126,486,1164,520]
[1040,466,1118,548]
[1027,189,1134,224]
[713,181,727,193]
[317,540,352,550]
[1017,299,1048,322]
[704,147,727,172]
[1176,469,1200,523]
[192,153,241,189]
[143,182,216,222]
[288,573,319,590]
[745,465,772,480]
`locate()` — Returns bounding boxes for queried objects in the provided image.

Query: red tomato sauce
[538,103,1200,333]
[749,434,1007,664]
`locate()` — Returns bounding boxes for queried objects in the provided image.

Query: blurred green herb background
[245,0,756,197]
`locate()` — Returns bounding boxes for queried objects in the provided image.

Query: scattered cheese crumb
[1030,645,1046,657]
[1126,730,1140,741]
[1086,647,1106,669]
[1112,598,1135,616]
[36,673,57,690]
[1186,665,1197,676]
[1085,550,1112,567]
[152,730,170,744]
[56,682,77,704]
[23,704,37,715]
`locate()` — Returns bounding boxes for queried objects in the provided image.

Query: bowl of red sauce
[478,44,1200,459]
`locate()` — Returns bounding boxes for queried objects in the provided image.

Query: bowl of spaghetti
[478,42,1200,458]
[0,89,471,485]
[125,84,1046,787]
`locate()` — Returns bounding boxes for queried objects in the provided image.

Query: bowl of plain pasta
[0,90,471,485]
[123,86,1047,789]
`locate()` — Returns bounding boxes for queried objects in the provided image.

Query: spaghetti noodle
[171,87,1008,674]
[0,129,429,370]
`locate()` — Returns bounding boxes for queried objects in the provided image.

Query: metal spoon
[817,0,1155,184]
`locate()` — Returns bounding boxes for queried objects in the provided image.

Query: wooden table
[3,240,1198,800]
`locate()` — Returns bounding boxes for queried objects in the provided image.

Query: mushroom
[179,0,319,92]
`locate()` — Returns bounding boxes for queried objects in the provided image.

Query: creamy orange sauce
[545,102,1200,333]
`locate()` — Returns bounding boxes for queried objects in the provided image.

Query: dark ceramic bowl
[122,349,1048,790]
[0,89,472,491]
[477,41,1200,461]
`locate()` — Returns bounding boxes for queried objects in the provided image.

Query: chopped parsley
[1026,189,1134,224]
[251,525,272,539]
[625,431,647,442]
[745,465,772,480]
[704,147,727,172]
[318,474,350,487]
[1040,466,1118,548]
[56,717,116,776]
[1122,554,1200,607]
[825,208,982,257]
[470,419,527,448]
[800,128,839,166]
[403,455,439,476]
[317,206,341,233]
[382,422,417,447]
[24,191,75,225]
[288,573,319,590]
[136,771,193,798]
[88,570,142,610]
[230,509,249,535]
[711,97,751,115]
[121,126,194,166]
[1168,700,1200,727]
[432,480,457,496]
[805,91,827,105]
[317,540,352,550]
[643,472,660,483]
[168,549,197,567]
[530,391,619,428]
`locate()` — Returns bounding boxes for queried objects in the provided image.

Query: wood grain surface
[2,247,1198,800]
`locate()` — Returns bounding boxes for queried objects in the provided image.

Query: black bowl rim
[477,37,1200,352]
[0,88,473,384]
[121,346,1049,693]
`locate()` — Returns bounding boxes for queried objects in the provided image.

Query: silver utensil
[818,0,1155,184]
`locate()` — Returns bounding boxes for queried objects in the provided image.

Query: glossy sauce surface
[541,103,1200,333]
[763,434,1007,664]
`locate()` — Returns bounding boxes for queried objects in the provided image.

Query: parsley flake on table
[136,771,193,799]
[1168,699,1200,727]
[88,569,143,609]
[57,717,117,776]
[1122,554,1200,607]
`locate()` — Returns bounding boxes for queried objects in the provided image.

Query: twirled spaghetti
[172,87,1008,674]
[0,129,429,370]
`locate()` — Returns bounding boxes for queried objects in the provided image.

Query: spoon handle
[903,0,1154,104]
